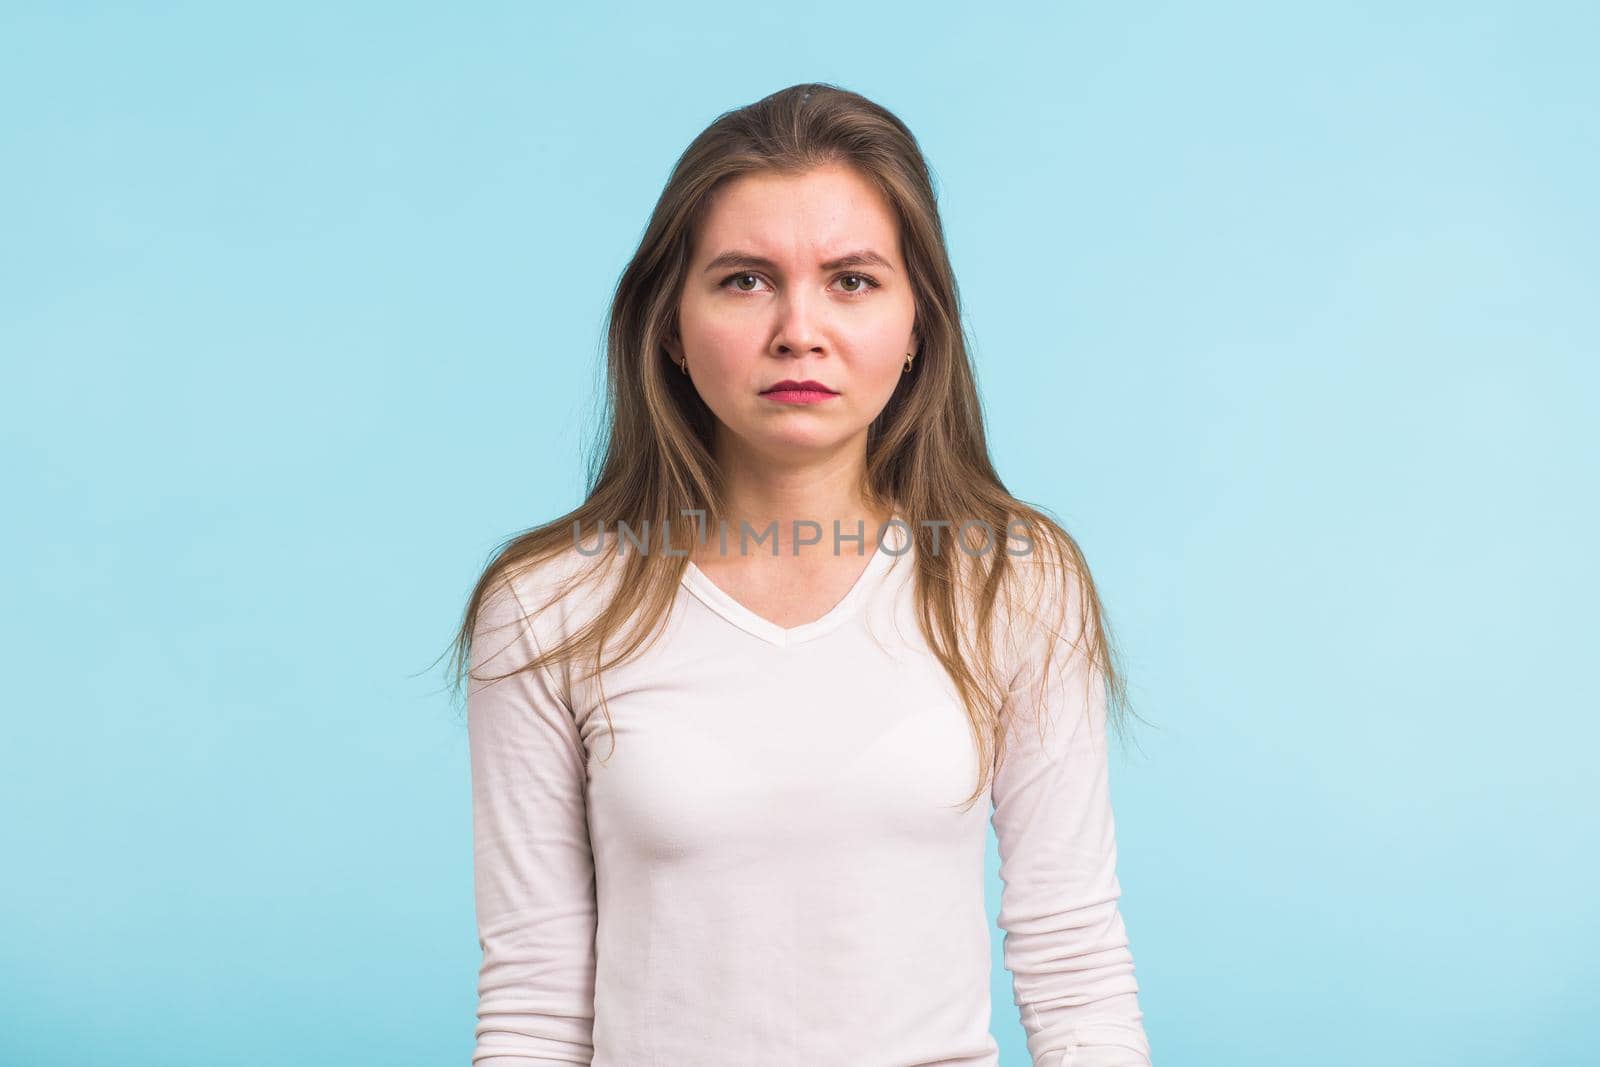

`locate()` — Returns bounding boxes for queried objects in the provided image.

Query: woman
[450,83,1154,1066]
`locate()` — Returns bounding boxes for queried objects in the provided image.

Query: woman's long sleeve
[989,568,1152,1067]
[467,576,597,1065]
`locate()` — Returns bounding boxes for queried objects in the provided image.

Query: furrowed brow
[701,249,896,274]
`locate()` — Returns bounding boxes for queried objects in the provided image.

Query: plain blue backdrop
[2,4,1594,1065]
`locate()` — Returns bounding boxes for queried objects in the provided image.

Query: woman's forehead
[694,168,901,267]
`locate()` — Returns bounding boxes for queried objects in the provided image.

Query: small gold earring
[678,356,689,376]
[903,352,915,373]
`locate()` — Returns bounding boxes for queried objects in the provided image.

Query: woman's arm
[467,575,597,1065]
[990,565,1152,1067]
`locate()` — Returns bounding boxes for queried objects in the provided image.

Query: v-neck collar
[679,513,910,648]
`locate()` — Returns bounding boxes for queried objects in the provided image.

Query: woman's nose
[771,289,826,356]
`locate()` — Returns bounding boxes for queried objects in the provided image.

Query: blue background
[2,4,1594,1065]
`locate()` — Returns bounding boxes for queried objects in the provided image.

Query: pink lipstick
[760,379,838,405]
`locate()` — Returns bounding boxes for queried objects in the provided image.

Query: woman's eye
[718,272,880,296]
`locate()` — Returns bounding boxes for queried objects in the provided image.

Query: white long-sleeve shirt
[466,516,1151,1066]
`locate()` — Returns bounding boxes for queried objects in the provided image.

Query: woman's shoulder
[480,526,628,646]
[984,521,1098,680]
[517,529,625,603]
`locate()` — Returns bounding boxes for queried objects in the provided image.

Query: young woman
[451,83,1153,1066]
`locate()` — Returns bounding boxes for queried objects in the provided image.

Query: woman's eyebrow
[701,249,896,274]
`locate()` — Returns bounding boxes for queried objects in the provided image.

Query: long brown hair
[446,82,1147,811]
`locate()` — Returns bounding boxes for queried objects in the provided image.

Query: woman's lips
[760,387,838,405]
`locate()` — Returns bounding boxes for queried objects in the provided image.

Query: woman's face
[670,163,918,466]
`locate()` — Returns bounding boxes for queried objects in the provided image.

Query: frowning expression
[669,163,919,462]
